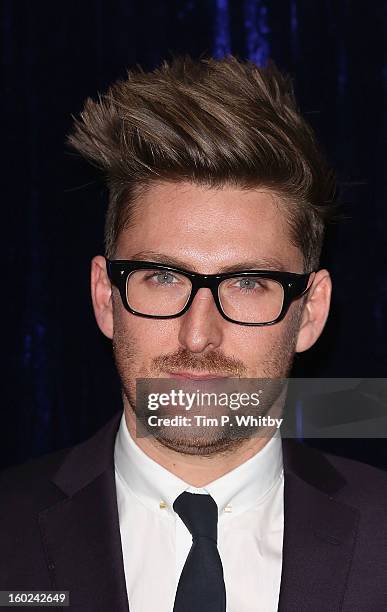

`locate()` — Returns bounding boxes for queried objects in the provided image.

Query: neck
[123,398,281,487]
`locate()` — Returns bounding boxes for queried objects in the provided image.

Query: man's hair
[68,55,337,270]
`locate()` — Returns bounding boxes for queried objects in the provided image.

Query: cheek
[224,327,277,359]
[135,319,181,344]
[223,317,299,368]
[114,312,181,356]
[113,288,174,341]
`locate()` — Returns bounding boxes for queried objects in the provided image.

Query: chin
[151,428,251,457]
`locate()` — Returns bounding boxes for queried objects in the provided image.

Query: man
[1,56,386,611]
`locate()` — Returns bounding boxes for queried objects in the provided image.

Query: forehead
[115,181,303,272]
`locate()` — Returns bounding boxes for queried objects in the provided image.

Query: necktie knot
[173,491,218,543]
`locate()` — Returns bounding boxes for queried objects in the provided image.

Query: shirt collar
[114,410,283,518]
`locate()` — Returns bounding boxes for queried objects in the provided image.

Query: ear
[90,255,114,339]
[295,269,332,353]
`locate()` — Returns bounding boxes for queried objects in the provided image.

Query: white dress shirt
[114,411,284,612]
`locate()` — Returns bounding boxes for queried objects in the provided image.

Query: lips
[165,371,229,380]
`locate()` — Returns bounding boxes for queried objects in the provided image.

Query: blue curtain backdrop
[1,1,386,469]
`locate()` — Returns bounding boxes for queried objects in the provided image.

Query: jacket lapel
[278,440,359,612]
[38,411,129,612]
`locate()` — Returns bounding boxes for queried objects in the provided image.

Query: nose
[177,287,224,353]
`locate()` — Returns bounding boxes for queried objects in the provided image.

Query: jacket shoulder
[0,410,122,511]
[0,446,71,513]
[322,449,387,508]
[283,438,387,510]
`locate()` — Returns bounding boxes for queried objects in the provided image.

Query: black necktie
[173,491,226,612]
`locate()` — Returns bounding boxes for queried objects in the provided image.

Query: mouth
[165,371,230,381]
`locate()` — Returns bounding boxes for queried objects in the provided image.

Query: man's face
[104,181,313,454]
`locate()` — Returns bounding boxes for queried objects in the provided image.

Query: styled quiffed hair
[68,55,337,270]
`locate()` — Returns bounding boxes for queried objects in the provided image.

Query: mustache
[152,347,247,377]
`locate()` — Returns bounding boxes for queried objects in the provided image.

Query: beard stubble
[112,302,302,457]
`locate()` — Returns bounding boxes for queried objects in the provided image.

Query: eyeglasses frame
[105,258,315,327]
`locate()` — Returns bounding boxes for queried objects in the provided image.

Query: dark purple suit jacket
[1,410,387,611]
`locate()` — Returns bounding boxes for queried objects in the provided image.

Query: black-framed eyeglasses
[105,258,315,326]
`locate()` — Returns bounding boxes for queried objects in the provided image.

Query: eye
[238,278,258,290]
[147,271,177,285]
[233,277,266,292]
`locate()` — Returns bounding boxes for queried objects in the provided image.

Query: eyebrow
[126,251,287,273]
